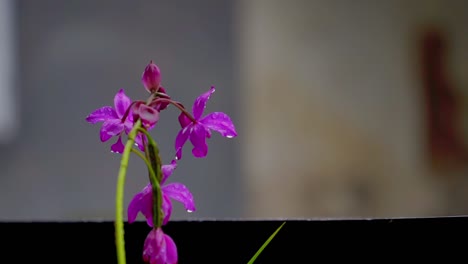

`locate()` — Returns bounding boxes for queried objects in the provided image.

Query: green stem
[131,148,154,175]
[138,127,164,227]
[138,128,162,183]
[115,119,142,264]
[132,146,162,228]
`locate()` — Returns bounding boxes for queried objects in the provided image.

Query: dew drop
[226,135,233,139]
[187,210,193,213]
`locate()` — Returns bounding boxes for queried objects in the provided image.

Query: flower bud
[141,61,162,93]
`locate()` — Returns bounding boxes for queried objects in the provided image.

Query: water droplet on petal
[226,135,233,139]
[187,210,193,213]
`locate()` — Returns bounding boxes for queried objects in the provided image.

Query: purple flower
[143,228,177,264]
[86,89,144,153]
[128,160,196,226]
[142,61,162,93]
[175,86,237,159]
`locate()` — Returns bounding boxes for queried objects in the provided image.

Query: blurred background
[0,0,467,221]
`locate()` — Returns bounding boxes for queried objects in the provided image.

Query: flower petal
[114,89,132,118]
[190,124,208,158]
[127,184,154,227]
[164,233,178,264]
[174,126,190,160]
[200,112,237,138]
[178,112,192,128]
[123,119,134,134]
[100,120,124,142]
[162,193,172,225]
[111,136,125,153]
[86,106,117,124]
[135,133,146,152]
[192,86,215,120]
[161,160,177,184]
[139,104,160,128]
[162,183,196,212]
[127,192,144,224]
[99,126,113,142]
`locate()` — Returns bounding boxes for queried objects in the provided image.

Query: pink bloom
[175,86,237,159]
[142,61,162,93]
[128,160,196,226]
[143,228,177,264]
[86,89,145,153]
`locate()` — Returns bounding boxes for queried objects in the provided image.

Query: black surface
[1,217,466,263]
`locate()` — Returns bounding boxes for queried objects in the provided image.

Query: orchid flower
[86,89,146,153]
[143,228,178,264]
[128,160,196,226]
[175,86,237,159]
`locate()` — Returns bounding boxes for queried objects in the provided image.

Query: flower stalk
[138,127,164,228]
[115,119,142,264]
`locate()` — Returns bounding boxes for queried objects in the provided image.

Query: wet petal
[135,133,146,152]
[139,104,160,128]
[114,89,132,118]
[86,106,117,124]
[143,228,166,264]
[164,233,178,264]
[175,126,191,160]
[162,193,172,225]
[200,112,237,138]
[192,86,215,120]
[189,124,208,158]
[161,160,177,184]
[111,136,125,153]
[162,183,196,212]
[100,120,124,142]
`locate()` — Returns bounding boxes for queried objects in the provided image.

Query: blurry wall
[0,0,18,144]
[238,0,468,218]
[0,1,242,220]
[1,0,468,221]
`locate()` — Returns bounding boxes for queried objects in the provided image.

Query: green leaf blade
[247,221,286,264]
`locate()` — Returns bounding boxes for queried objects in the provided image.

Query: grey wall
[0,0,242,220]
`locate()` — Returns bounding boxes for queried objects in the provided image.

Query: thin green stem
[131,146,161,228]
[137,127,163,227]
[131,148,152,174]
[115,119,142,264]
